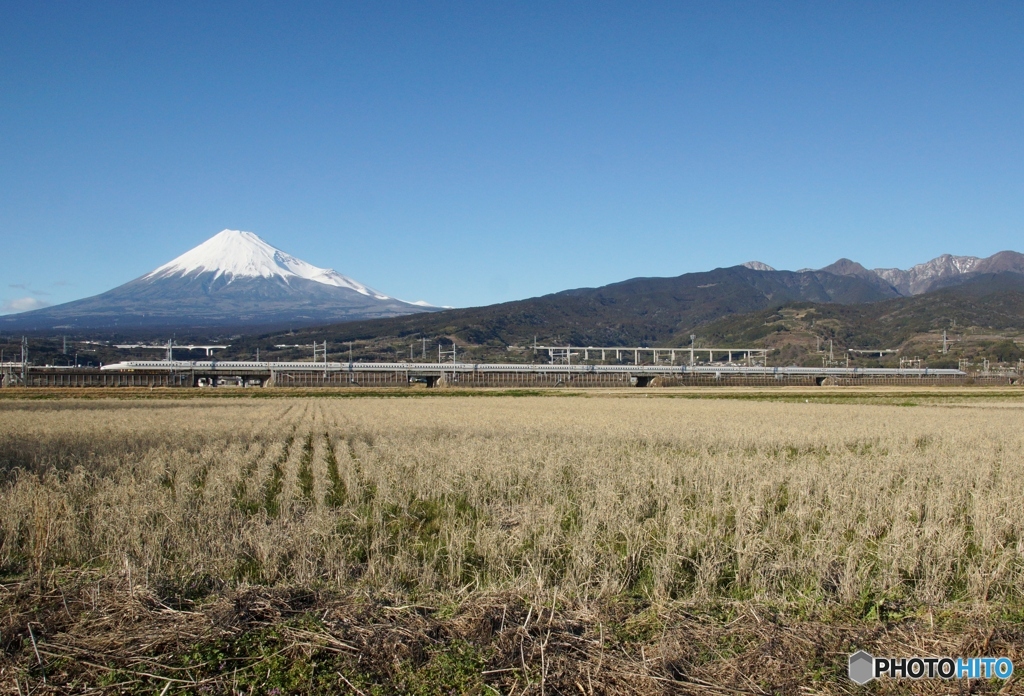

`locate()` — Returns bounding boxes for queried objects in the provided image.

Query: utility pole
[21,336,27,384]
[690,335,696,367]
[422,336,427,360]
[942,330,949,354]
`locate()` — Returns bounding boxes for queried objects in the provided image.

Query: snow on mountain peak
[144,229,391,299]
[873,254,982,295]
[742,261,776,271]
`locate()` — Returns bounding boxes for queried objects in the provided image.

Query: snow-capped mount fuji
[1,230,439,331]
[145,230,392,298]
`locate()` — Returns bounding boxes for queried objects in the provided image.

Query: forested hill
[697,272,1024,349]
[254,265,896,350]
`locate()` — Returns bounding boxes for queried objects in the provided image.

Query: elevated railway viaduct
[1,360,975,388]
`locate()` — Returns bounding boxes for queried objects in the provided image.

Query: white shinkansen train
[100,360,966,378]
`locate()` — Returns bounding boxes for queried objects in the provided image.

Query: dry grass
[1,395,1023,694]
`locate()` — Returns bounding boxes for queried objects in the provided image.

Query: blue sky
[2,2,1023,313]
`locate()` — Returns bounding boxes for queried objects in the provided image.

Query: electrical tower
[313,341,328,363]
[439,342,457,363]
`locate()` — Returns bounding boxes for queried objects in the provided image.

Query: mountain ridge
[236,271,1024,367]
[253,264,900,352]
[814,250,1024,296]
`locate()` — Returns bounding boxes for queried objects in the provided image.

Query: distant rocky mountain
[818,258,904,297]
[0,230,438,331]
[822,250,1024,296]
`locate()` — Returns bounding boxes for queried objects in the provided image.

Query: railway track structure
[2,359,963,389]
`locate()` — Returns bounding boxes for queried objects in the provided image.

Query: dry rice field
[1,392,1022,694]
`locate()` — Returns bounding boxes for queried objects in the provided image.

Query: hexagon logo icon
[848,650,875,684]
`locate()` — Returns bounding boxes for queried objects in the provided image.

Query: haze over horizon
[2,3,1023,315]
